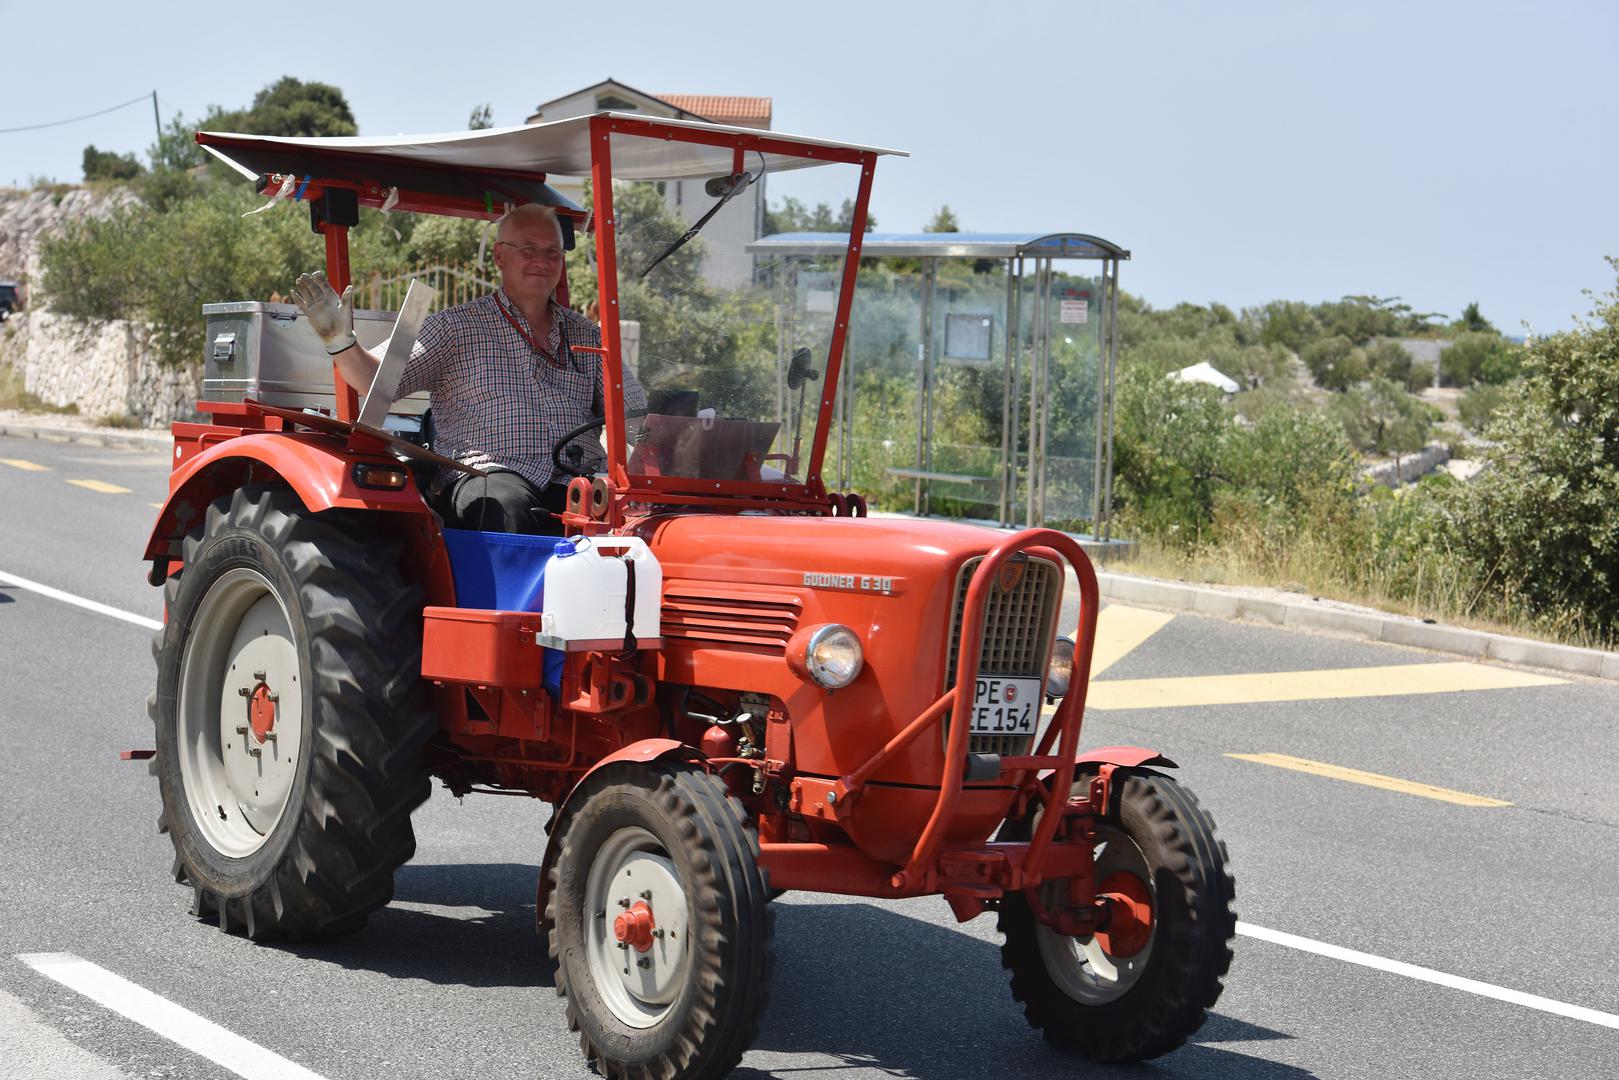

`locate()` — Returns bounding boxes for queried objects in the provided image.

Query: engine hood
[640,513,1013,589]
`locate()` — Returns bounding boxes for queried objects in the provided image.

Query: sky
[3,0,1616,333]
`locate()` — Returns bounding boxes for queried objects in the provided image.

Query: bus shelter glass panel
[606,133,859,486]
[1037,268,1106,528]
[920,263,1016,520]
[819,264,925,503]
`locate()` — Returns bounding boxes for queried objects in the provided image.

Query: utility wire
[0,93,155,135]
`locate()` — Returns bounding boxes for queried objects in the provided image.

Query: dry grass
[1105,536,1614,654]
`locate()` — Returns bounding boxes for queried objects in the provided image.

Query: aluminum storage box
[202,301,428,414]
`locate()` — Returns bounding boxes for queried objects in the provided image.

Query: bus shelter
[748,232,1127,535]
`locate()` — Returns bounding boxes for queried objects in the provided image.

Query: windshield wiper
[638,170,755,280]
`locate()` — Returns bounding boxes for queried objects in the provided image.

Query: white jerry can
[539,536,663,650]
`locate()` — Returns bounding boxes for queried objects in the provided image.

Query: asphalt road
[2,432,1616,1080]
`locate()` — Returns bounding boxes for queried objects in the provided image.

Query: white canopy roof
[201,112,906,184]
[1170,361,1240,394]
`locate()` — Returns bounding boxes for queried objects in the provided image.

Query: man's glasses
[495,241,565,265]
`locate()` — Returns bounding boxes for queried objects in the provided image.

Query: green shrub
[1364,339,1413,384]
[1330,377,1433,456]
[1406,359,1435,392]
[1457,382,1513,433]
[82,145,144,182]
[1446,264,1619,640]
[38,177,409,368]
[1301,335,1367,391]
[1441,331,1511,386]
[1112,364,1230,539]
[1114,364,1361,547]
[1478,342,1525,385]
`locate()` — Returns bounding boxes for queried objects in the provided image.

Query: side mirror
[786,347,820,390]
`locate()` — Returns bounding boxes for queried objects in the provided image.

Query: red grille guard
[759,529,1103,906]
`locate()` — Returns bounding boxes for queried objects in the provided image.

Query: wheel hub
[614,901,657,953]
[1035,828,1157,1004]
[1095,871,1153,957]
[246,679,278,743]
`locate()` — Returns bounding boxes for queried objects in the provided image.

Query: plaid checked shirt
[397,291,645,489]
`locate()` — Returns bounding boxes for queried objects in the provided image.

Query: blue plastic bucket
[441,529,564,695]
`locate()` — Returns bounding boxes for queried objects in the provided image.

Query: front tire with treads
[548,762,773,1080]
[151,485,434,939]
[998,770,1235,1061]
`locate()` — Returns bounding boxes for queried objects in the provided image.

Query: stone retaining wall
[1,185,199,428]
[1365,441,1451,488]
[2,311,200,427]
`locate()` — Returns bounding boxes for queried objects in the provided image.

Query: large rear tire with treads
[151,485,434,939]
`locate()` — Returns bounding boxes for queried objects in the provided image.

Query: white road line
[0,570,160,631]
[1238,922,1619,1030]
[17,953,328,1080]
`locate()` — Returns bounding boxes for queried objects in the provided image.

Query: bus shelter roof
[748,231,1129,260]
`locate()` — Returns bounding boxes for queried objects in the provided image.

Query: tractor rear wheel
[998,770,1235,1061]
[151,485,434,939]
[548,762,773,1080]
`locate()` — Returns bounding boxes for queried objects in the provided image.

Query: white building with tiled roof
[527,79,773,289]
[651,95,772,129]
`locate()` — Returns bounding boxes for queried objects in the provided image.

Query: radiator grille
[661,590,801,653]
[943,556,1062,757]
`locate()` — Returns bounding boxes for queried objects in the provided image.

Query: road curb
[7,414,1612,682]
[1087,569,1619,683]
[0,420,171,452]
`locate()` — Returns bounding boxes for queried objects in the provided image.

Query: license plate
[969,676,1042,736]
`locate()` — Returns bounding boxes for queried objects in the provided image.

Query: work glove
[291,271,357,355]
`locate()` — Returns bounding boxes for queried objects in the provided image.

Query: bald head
[497,203,563,246]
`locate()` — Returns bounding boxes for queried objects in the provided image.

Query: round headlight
[1046,636,1076,698]
[804,624,864,689]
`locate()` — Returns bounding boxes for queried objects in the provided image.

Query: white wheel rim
[176,568,304,859]
[1036,828,1155,1004]
[583,826,690,1029]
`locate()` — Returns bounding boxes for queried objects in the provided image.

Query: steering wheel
[551,415,606,479]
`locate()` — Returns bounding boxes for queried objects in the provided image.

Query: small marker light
[352,463,409,490]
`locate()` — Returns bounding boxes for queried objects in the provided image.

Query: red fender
[1038,746,1175,789]
[534,738,698,930]
[1030,746,1176,824]
[1075,745,1177,769]
[144,431,430,561]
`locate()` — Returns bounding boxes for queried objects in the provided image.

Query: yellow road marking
[1228,753,1512,807]
[1085,661,1562,711]
[66,479,132,494]
[1,458,50,472]
[1091,605,1176,677]
[149,502,165,509]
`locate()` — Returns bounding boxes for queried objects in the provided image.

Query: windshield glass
[587,133,860,487]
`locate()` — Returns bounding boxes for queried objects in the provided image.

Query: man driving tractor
[291,203,645,534]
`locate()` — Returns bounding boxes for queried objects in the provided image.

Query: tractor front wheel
[548,762,773,1080]
[151,485,434,939]
[998,770,1235,1061]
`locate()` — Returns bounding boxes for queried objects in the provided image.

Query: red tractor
[143,113,1234,1078]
